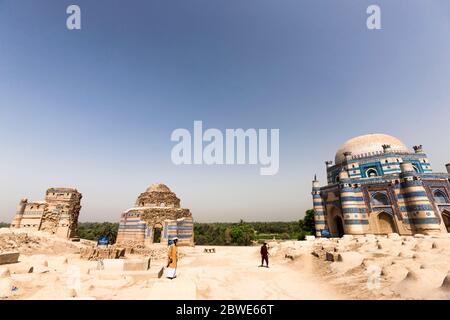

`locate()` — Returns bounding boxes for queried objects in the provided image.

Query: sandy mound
[309,233,450,299]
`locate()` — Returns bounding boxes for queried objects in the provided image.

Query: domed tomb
[335,133,410,165]
[312,132,450,238]
[117,183,194,246]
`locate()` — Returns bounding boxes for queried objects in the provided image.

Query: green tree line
[194,209,315,245]
[78,222,119,243]
[3,209,316,246]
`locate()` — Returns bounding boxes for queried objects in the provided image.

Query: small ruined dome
[335,133,410,165]
[146,183,171,193]
[136,183,180,207]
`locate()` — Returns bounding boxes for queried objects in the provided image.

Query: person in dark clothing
[259,243,269,268]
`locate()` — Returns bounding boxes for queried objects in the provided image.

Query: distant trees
[229,223,255,246]
[194,210,316,245]
[194,223,231,245]
[78,222,119,243]
[0,222,10,228]
[299,209,315,233]
[63,209,317,246]
[193,222,256,246]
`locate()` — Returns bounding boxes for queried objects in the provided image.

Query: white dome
[335,134,410,165]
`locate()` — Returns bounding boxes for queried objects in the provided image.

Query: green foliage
[298,230,307,240]
[194,210,315,245]
[194,221,298,245]
[78,222,119,243]
[302,209,316,234]
[0,222,10,228]
[229,224,255,246]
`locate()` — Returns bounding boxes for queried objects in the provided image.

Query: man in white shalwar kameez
[166,237,178,279]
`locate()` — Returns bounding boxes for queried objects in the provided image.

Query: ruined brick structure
[10,188,82,239]
[116,184,194,246]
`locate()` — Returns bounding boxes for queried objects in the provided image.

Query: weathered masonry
[116,184,194,246]
[11,188,82,239]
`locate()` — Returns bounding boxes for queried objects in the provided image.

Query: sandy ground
[176,246,345,299]
[2,229,450,300]
[0,229,345,300]
[310,234,450,299]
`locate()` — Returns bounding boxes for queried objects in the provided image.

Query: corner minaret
[338,170,368,235]
[312,175,326,236]
[396,162,441,234]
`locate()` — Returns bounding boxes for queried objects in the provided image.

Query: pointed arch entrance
[376,211,396,234]
[328,207,345,237]
[442,210,450,232]
[334,216,345,237]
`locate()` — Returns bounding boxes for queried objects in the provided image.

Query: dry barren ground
[2,228,450,300]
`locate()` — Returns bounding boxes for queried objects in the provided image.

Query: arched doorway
[377,212,396,234]
[328,207,345,237]
[153,223,163,243]
[442,211,450,232]
[334,216,345,237]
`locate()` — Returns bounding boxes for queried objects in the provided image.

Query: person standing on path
[166,237,179,279]
[259,242,269,268]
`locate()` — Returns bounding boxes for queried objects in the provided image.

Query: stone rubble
[308,233,450,299]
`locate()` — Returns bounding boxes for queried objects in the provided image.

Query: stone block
[8,263,33,274]
[312,250,326,260]
[28,255,49,266]
[80,247,126,261]
[123,258,151,271]
[388,233,401,240]
[10,273,40,288]
[397,250,414,258]
[87,270,126,280]
[33,265,50,274]
[440,272,450,290]
[115,248,126,258]
[47,256,68,269]
[102,259,124,271]
[0,252,20,265]
[325,251,338,262]
[123,268,164,281]
[305,236,315,241]
[88,277,132,290]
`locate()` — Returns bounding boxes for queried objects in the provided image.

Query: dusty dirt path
[177,246,347,300]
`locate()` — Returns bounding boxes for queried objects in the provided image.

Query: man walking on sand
[166,237,179,279]
[259,242,269,268]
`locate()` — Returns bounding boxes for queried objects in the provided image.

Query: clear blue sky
[0,0,449,222]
